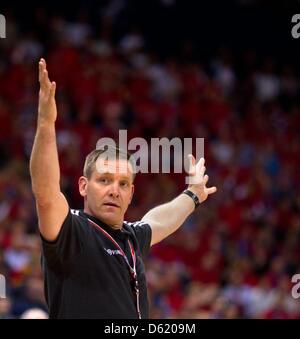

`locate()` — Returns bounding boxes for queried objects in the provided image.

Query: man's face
[79,158,135,228]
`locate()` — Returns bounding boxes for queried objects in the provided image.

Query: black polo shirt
[41,209,152,319]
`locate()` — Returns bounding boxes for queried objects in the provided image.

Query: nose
[108,181,120,198]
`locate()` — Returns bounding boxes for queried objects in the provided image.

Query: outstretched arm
[142,155,217,246]
[29,58,69,241]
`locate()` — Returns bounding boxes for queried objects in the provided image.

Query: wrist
[37,117,56,128]
[182,189,200,209]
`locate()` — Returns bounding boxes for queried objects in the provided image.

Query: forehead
[93,158,134,178]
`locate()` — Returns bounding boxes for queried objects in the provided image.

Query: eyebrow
[96,172,132,181]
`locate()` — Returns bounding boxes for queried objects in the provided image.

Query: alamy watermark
[291,274,300,299]
[0,274,6,298]
[291,14,300,39]
[0,14,6,39]
[95,130,204,184]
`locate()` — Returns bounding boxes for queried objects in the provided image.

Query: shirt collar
[79,210,132,239]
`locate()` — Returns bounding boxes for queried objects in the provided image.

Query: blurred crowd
[1,1,300,319]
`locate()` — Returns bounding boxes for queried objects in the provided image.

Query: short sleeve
[127,221,152,259]
[41,209,86,270]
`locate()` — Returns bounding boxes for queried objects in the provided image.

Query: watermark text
[0,14,6,39]
[0,274,6,298]
[95,130,204,184]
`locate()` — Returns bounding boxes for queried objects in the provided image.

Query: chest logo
[104,248,123,256]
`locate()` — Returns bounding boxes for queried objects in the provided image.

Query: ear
[128,184,135,205]
[78,176,88,197]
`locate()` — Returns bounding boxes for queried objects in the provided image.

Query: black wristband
[182,189,200,209]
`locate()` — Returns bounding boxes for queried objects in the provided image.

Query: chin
[100,211,120,225]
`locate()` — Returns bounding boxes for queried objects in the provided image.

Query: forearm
[144,156,217,246]
[30,121,61,203]
[142,193,195,245]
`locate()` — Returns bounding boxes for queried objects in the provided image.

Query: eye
[120,181,129,188]
[99,177,109,184]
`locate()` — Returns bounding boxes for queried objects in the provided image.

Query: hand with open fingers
[186,154,217,203]
[38,58,57,124]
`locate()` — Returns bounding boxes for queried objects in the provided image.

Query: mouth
[103,202,120,208]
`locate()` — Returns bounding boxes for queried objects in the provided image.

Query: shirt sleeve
[41,209,86,271]
[129,221,152,259]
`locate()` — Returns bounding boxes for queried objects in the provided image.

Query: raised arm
[142,155,217,246]
[29,58,69,241]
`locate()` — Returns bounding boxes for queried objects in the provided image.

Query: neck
[109,224,123,230]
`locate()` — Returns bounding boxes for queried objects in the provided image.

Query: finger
[200,165,206,178]
[203,174,209,185]
[49,81,56,99]
[43,69,51,86]
[39,57,50,84]
[41,69,51,92]
[195,157,205,173]
[38,60,44,84]
[195,157,205,180]
[188,154,196,176]
[189,154,196,167]
[206,186,217,195]
[40,70,48,92]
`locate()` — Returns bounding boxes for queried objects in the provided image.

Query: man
[29,58,217,319]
